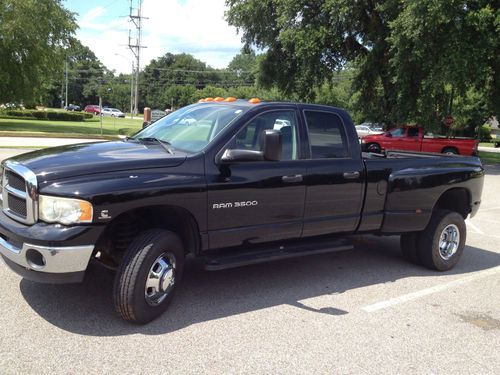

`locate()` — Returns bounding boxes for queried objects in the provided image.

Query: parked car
[361,126,479,155]
[64,104,81,111]
[84,105,101,115]
[359,122,385,132]
[101,108,125,118]
[0,99,484,324]
[355,125,384,138]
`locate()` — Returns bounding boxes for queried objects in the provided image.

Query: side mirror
[220,129,282,163]
[385,132,392,137]
[260,129,282,161]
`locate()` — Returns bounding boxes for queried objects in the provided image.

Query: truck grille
[1,161,38,224]
[7,194,27,217]
[6,170,26,191]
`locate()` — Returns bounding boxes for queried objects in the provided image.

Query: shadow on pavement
[19,235,500,336]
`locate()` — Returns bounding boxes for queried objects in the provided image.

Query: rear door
[300,106,365,237]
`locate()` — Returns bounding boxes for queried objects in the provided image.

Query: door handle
[282,174,303,183]
[343,171,360,179]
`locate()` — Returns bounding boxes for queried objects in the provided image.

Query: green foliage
[139,53,221,109]
[0,0,77,103]
[477,124,492,141]
[0,109,85,121]
[226,0,499,129]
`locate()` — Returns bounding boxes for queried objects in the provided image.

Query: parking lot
[0,148,499,374]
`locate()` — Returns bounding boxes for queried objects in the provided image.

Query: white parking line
[466,220,485,235]
[362,266,500,312]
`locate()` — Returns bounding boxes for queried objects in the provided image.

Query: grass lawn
[479,151,500,165]
[0,117,143,138]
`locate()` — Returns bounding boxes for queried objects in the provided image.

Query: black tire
[416,210,466,271]
[113,229,185,324]
[442,147,458,155]
[367,143,381,153]
[400,232,420,264]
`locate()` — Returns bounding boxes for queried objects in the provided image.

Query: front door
[206,109,307,249]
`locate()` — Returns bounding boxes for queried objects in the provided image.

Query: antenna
[128,0,146,116]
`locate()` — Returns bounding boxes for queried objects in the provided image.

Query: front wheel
[416,210,466,271]
[113,229,185,324]
[442,147,458,155]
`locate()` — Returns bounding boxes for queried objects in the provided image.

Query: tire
[367,143,381,153]
[400,232,420,264]
[442,147,458,155]
[416,210,466,271]
[113,229,185,324]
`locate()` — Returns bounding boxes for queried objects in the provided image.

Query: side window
[304,111,349,159]
[407,127,419,137]
[390,128,405,137]
[230,110,299,160]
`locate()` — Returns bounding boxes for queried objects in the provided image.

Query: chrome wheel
[144,252,176,306]
[438,224,460,260]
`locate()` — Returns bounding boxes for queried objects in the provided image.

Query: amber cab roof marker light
[224,97,237,102]
[213,97,225,102]
[249,98,261,104]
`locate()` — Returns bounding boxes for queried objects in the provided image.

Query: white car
[355,125,384,138]
[101,108,125,117]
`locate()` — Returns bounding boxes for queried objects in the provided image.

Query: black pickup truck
[0,99,484,323]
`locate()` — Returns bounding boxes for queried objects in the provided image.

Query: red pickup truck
[361,126,478,155]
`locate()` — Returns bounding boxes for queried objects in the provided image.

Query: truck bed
[358,150,484,234]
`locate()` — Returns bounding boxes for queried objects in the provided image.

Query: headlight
[39,195,93,225]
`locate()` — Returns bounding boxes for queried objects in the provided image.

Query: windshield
[133,104,247,153]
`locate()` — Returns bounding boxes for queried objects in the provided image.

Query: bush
[46,111,85,121]
[477,124,492,142]
[82,112,93,119]
[0,109,86,121]
[31,111,48,120]
[3,110,35,118]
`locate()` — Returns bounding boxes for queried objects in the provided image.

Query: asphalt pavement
[0,149,499,374]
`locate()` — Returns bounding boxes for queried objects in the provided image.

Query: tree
[0,0,76,104]
[140,53,221,109]
[389,0,499,128]
[227,49,259,85]
[225,0,499,128]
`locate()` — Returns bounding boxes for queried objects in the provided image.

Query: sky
[64,0,244,74]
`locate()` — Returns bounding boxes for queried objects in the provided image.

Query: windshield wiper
[137,137,174,154]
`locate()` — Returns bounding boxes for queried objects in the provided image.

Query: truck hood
[7,140,187,182]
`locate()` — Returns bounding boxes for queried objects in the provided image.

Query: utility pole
[130,62,134,118]
[65,60,68,108]
[128,0,146,116]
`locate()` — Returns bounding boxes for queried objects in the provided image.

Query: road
[0,149,499,374]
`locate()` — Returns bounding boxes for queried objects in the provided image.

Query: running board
[203,237,353,271]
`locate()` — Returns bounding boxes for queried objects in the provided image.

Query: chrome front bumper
[0,236,94,275]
